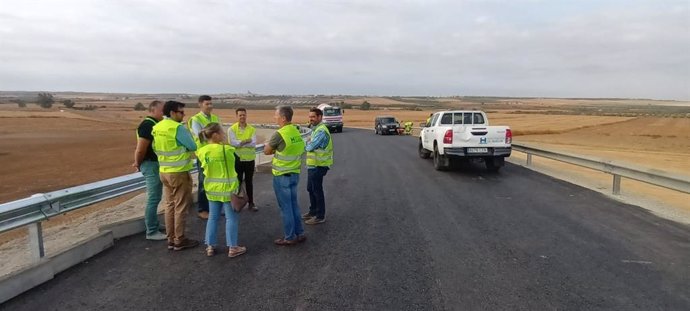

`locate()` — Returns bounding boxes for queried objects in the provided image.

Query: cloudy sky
[0,0,688,99]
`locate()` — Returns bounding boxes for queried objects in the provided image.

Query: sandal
[206,246,215,257]
[228,246,247,258]
[274,238,297,246]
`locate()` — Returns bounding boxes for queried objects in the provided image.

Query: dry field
[1,97,689,277]
[1,102,689,202]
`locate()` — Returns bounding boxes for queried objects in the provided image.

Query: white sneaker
[146,232,167,241]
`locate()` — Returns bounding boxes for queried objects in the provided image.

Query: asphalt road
[3,128,689,310]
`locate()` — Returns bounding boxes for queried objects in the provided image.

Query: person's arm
[132,122,154,171]
[305,130,327,152]
[227,127,242,147]
[264,132,281,155]
[245,131,257,147]
[176,126,197,151]
[264,144,275,155]
[190,118,203,136]
[132,138,150,171]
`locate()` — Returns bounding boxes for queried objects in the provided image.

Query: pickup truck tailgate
[443,125,511,157]
[452,125,510,146]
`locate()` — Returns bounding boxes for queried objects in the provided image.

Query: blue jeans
[196,161,209,213]
[273,174,303,241]
[140,160,162,235]
[307,167,328,219]
[205,201,239,247]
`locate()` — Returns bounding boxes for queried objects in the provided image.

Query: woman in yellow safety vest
[196,123,246,258]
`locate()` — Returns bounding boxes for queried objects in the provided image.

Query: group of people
[132,96,333,258]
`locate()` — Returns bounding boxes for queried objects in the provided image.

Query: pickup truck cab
[419,110,512,171]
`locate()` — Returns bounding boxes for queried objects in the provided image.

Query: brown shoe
[205,246,215,257]
[297,235,307,243]
[228,246,247,258]
[305,218,325,225]
[173,239,200,251]
[274,238,297,246]
[167,241,174,250]
[198,211,209,220]
[301,212,314,220]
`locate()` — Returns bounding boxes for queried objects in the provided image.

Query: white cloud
[0,0,688,99]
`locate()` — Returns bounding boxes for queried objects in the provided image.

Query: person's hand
[131,162,141,172]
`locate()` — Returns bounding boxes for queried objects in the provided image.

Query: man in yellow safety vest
[302,107,333,225]
[228,107,258,211]
[152,101,199,251]
[264,105,306,246]
[132,100,166,241]
[187,95,220,219]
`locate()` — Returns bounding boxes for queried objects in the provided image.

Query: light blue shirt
[305,125,329,152]
[176,124,197,151]
[306,123,330,168]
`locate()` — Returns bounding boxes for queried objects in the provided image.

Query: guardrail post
[612,174,621,195]
[28,222,45,262]
[526,153,533,166]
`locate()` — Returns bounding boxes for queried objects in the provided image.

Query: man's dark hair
[309,107,323,117]
[163,101,185,117]
[198,95,212,103]
[276,105,293,122]
[235,107,247,114]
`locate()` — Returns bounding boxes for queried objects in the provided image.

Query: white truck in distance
[418,110,512,171]
[317,103,344,133]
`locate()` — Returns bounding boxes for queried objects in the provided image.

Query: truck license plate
[467,148,488,153]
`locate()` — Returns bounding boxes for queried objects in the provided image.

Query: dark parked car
[374,116,400,135]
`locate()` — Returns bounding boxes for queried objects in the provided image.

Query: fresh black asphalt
[3,128,689,310]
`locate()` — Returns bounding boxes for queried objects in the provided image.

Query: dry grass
[1,97,689,277]
[1,99,688,203]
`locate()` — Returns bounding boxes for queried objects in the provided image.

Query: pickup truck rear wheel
[418,140,431,159]
[433,144,448,171]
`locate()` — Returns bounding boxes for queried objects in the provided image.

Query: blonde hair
[198,122,223,143]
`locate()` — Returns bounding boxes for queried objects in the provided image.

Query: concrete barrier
[0,208,172,303]
[0,230,114,304]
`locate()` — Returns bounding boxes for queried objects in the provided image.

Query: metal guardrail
[410,126,689,196]
[0,124,310,263]
[511,143,690,195]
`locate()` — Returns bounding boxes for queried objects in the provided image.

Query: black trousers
[234,157,255,204]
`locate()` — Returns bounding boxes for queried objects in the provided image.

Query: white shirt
[227,123,257,148]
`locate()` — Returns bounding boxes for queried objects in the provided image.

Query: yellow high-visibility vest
[197,143,239,202]
[306,123,333,167]
[230,123,257,162]
[188,112,220,148]
[271,125,305,176]
[152,119,193,173]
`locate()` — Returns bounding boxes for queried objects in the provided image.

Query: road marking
[621,259,653,265]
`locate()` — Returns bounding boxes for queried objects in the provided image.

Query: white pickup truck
[418,110,512,171]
